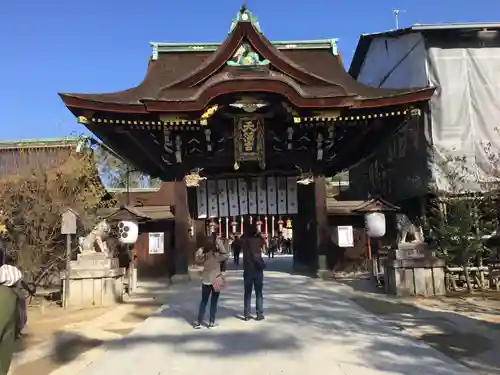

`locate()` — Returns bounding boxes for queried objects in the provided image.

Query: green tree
[425,149,500,293]
[0,143,115,287]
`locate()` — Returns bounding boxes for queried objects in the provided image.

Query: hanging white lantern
[365,212,386,238]
[117,220,139,244]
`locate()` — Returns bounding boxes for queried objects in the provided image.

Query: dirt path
[8,279,169,375]
[14,304,113,353]
[337,276,500,375]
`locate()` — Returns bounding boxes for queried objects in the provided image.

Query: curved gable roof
[59,7,435,114]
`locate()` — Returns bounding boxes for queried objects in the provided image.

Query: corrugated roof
[327,197,400,215]
[0,137,85,150]
[0,137,87,178]
[106,187,161,194]
[327,199,366,215]
[99,205,174,221]
[349,22,500,79]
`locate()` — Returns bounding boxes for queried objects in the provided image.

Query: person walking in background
[241,228,266,321]
[268,236,277,259]
[232,234,242,265]
[193,233,228,329]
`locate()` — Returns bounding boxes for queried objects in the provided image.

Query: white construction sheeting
[354,33,429,200]
[427,46,500,191]
[356,31,500,193]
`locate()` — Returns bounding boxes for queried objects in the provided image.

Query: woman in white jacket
[193,233,228,329]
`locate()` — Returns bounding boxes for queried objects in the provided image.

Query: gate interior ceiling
[59,6,435,184]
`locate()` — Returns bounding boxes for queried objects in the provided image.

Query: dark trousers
[234,250,240,265]
[197,284,220,323]
[244,270,264,317]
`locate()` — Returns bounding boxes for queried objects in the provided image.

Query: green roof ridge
[150,6,339,60]
[0,136,88,149]
[150,39,339,60]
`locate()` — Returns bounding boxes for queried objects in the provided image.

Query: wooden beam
[124,131,168,176]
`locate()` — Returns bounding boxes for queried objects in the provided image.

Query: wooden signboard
[61,208,78,235]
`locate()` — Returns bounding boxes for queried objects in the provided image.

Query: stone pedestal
[61,253,125,308]
[317,255,333,279]
[384,243,446,297]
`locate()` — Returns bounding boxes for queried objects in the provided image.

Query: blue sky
[1,0,498,141]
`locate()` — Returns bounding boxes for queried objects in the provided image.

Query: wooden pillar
[295,182,316,273]
[174,181,190,276]
[314,177,329,273]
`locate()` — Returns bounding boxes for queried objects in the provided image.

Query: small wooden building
[105,186,177,277]
[326,197,399,272]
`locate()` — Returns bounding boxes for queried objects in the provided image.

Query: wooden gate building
[59,6,435,275]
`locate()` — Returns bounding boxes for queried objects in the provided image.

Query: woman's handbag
[212,274,227,292]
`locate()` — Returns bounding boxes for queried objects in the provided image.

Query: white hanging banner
[286,177,298,214]
[277,177,287,214]
[217,179,229,217]
[238,178,249,215]
[228,179,239,217]
[257,177,268,215]
[196,179,208,219]
[248,178,257,214]
[267,176,277,215]
[207,179,218,218]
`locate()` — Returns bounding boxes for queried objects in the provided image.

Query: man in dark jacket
[241,228,266,321]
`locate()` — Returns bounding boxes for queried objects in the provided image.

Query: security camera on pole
[117,220,139,295]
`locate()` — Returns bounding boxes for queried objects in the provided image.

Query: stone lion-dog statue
[78,219,111,256]
[395,213,425,244]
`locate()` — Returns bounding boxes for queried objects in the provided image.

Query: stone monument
[61,219,125,308]
[384,215,445,297]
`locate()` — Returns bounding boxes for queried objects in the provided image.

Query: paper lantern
[117,221,139,244]
[365,212,386,238]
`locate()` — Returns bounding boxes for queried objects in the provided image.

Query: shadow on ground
[49,256,499,374]
[337,276,500,374]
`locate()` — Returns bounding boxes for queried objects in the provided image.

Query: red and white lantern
[209,220,216,234]
[256,216,262,233]
[278,217,284,232]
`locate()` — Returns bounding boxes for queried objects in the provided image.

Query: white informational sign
[148,232,164,254]
[337,226,354,247]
